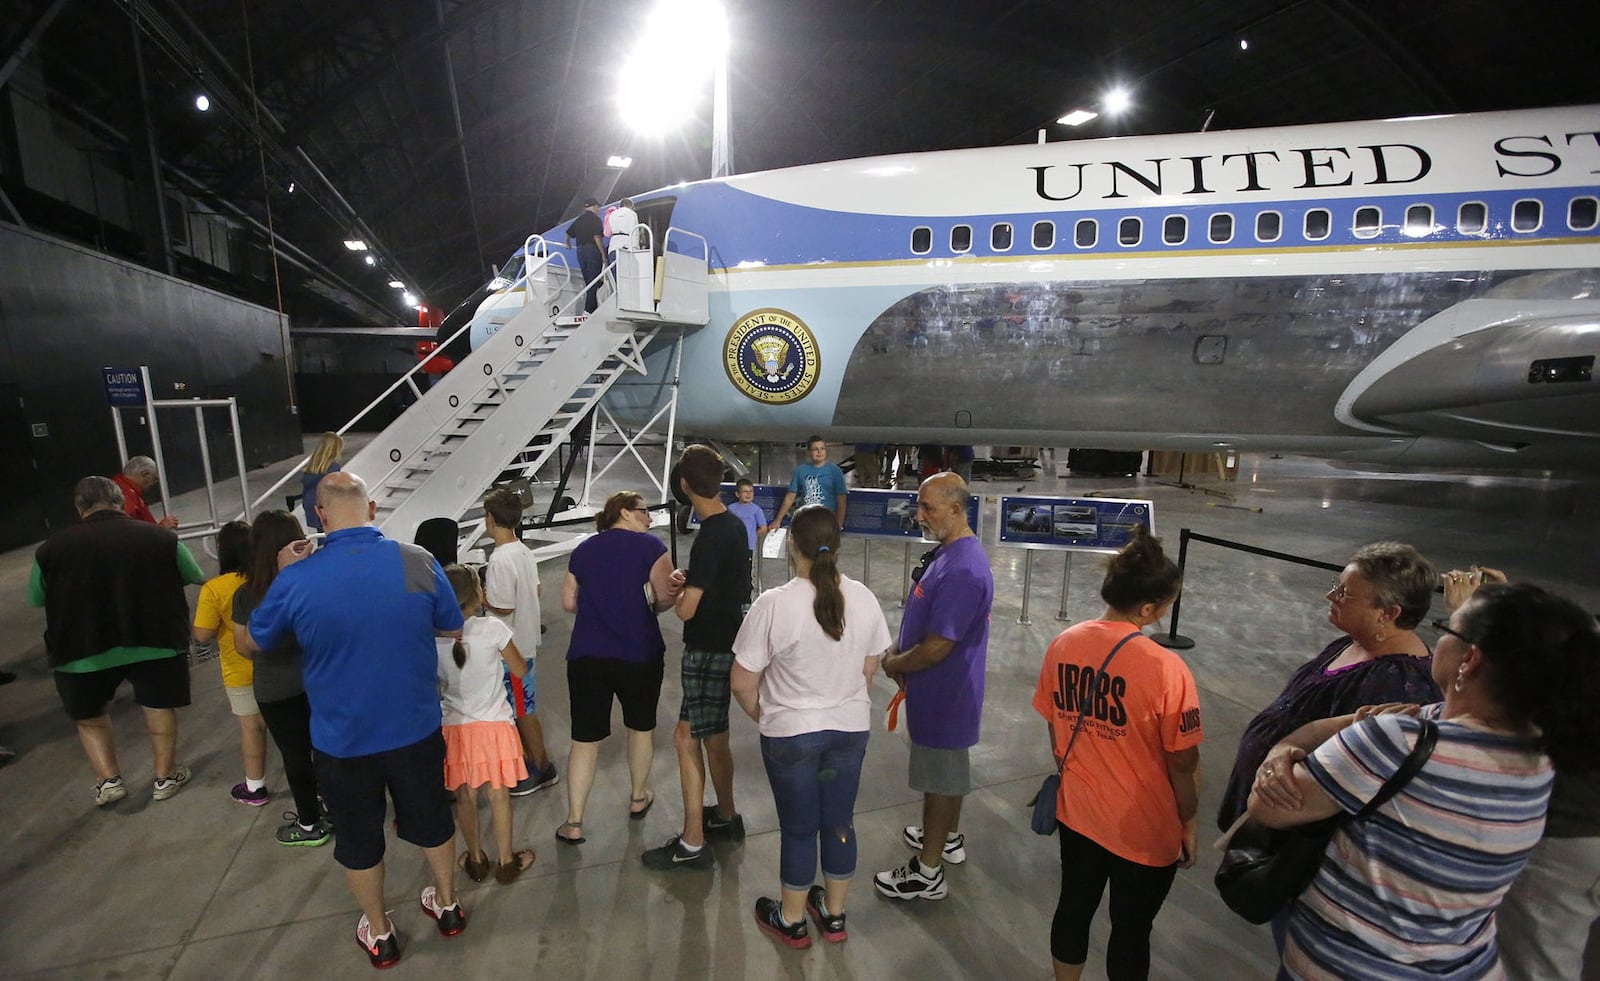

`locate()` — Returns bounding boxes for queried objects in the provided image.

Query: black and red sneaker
[754,896,811,949]
[420,886,466,937]
[355,914,401,969]
[805,885,848,942]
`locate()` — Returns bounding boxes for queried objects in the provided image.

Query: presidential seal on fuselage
[723,308,820,404]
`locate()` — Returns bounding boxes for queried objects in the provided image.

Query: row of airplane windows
[909,195,1600,255]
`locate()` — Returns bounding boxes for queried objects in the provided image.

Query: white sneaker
[873,856,948,901]
[903,825,966,864]
[152,764,192,801]
[94,775,127,807]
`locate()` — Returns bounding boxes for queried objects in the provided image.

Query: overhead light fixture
[343,239,369,251]
[287,181,295,193]
[618,0,727,135]
[364,255,375,265]
[1056,108,1098,127]
[1238,36,1250,51]
[194,94,211,112]
[388,280,406,289]
[402,292,419,308]
[607,154,633,168]
[1104,87,1132,115]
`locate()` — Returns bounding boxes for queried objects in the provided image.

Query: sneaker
[510,761,558,798]
[355,913,401,969]
[754,896,811,949]
[805,885,848,942]
[152,765,192,801]
[903,825,966,864]
[276,812,332,847]
[419,886,466,937]
[231,782,272,807]
[640,835,713,871]
[94,775,128,807]
[873,856,948,901]
[703,809,746,841]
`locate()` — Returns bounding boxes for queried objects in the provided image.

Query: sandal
[628,791,655,821]
[495,848,536,884]
[555,821,586,845]
[458,849,491,883]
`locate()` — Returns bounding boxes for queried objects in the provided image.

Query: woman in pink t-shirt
[731,505,892,948]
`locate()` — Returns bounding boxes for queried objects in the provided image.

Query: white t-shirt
[732,574,891,737]
[437,616,516,726]
[607,206,639,252]
[485,539,540,658]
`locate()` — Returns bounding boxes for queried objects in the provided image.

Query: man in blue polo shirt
[875,472,993,902]
[245,472,465,969]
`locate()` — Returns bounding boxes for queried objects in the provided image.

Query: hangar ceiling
[0,0,1596,327]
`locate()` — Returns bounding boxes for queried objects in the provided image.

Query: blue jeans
[760,729,869,890]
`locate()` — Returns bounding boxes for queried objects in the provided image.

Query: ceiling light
[1056,108,1098,127]
[194,93,211,112]
[388,280,406,289]
[287,181,295,193]
[402,292,419,308]
[364,255,375,265]
[1104,87,1131,115]
[607,155,633,168]
[618,0,727,135]
[1238,37,1249,51]
[343,239,369,251]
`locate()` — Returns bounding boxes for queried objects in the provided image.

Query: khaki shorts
[225,684,261,717]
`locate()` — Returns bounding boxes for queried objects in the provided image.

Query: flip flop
[495,848,536,884]
[628,792,655,821]
[458,849,491,883]
[555,821,586,845]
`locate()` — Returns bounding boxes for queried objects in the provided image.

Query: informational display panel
[102,366,146,407]
[995,495,1154,552]
[843,488,980,540]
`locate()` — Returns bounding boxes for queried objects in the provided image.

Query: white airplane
[467,105,1600,471]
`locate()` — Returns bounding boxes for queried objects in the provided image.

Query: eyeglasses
[1430,618,1475,645]
[1327,581,1372,603]
[911,545,941,583]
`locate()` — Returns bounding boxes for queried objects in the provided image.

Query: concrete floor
[1,439,1596,980]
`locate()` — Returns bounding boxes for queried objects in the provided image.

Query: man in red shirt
[112,456,179,529]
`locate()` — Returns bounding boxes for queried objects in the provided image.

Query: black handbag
[1030,630,1142,836]
[1214,717,1438,924]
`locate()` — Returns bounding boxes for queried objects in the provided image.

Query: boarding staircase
[248,227,710,555]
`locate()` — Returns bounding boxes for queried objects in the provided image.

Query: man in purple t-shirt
[875,472,993,902]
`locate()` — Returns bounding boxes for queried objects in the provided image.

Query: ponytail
[442,563,481,671]
[791,505,845,640]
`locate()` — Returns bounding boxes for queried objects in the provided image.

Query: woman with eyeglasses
[1246,580,1600,979]
[554,492,683,844]
[1217,542,1442,834]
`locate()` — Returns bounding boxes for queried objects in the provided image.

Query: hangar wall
[0,223,302,551]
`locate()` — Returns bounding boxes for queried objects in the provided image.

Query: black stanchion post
[1155,526,1196,650]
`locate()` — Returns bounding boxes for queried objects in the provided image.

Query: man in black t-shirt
[642,445,751,871]
[565,197,605,313]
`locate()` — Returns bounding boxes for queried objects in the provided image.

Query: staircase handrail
[357,263,599,501]
[663,227,708,263]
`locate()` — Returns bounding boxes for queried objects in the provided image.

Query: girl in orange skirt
[437,565,536,883]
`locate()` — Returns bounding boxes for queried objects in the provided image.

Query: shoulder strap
[1054,630,1143,775]
[1355,718,1438,819]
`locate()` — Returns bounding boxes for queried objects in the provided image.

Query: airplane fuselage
[474,106,1600,469]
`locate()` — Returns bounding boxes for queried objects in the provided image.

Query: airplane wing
[1336,298,1600,451]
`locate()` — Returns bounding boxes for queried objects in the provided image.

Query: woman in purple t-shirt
[555,492,683,844]
[1218,541,1441,831]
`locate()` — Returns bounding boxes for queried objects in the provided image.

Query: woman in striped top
[1246,582,1600,981]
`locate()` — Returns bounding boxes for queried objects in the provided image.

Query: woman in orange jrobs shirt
[1031,527,1203,981]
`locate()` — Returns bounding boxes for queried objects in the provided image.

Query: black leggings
[258,693,321,820]
[1052,824,1178,981]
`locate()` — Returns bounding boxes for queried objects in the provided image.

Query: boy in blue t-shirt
[725,478,768,551]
